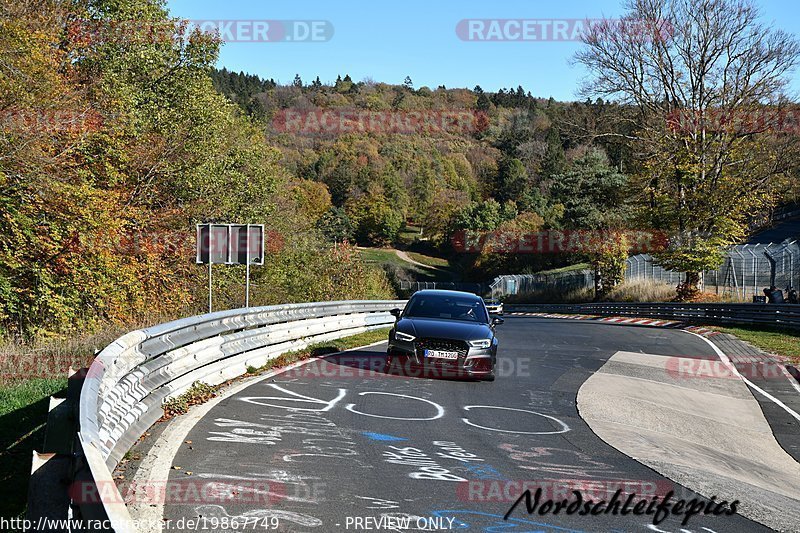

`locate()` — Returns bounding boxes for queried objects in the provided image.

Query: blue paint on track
[361,431,407,442]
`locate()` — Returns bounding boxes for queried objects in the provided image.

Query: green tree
[345,191,403,246]
[496,158,528,203]
[550,149,628,230]
[590,233,629,299]
[450,199,515,233]
[316,207,354,243]
[540,128,566,179]
[475,91,492,113]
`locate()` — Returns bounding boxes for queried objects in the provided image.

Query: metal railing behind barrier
[398,281,487,295]
[507,302,800,330]
[489,241,800,301]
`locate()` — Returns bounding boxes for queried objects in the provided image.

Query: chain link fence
[489,270,594,299]
[626,240,800,301]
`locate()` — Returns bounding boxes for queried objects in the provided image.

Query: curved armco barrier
[76,300,405,532]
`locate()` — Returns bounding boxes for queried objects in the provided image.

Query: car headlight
[395,331,415,342]
[469,339,492,349]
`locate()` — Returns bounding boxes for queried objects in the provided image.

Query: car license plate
[425,350,459,360]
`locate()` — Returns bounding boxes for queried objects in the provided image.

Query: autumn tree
[317,207,354,243]
[345,190,403,246]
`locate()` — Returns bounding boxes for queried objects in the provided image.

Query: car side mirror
[390,308,401,318]
[492,316,504,326]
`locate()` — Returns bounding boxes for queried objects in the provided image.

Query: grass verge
[405,251,452,270]
[359,247,452,282]
[536,263,590,275]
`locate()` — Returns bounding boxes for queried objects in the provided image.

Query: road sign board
[197,223,264,265]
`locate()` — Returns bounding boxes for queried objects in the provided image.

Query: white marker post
[246,261,250,308]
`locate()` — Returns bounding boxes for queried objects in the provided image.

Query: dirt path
[394,249,443,270]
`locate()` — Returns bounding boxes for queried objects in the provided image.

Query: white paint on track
[460,405,570,434]
[345,391,445,420]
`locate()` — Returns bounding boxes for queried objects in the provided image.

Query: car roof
[412,289,482,301]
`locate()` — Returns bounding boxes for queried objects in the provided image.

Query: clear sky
[166,0,800,101]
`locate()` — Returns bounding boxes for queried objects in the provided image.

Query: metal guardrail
[506,302,800,330]
[74,300,405,532]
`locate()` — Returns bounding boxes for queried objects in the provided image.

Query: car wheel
[482,372,496,382]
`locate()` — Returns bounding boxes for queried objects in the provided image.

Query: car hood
[396,317,492,340]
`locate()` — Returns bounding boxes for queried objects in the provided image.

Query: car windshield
[404,295,488,323]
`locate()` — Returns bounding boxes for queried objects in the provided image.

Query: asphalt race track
[162,317,778,532]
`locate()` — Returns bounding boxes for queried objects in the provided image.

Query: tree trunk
[677,271,701,301]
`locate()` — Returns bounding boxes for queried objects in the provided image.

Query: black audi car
[386,290,503,381]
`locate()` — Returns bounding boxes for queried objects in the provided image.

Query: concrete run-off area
[578,349,800,532]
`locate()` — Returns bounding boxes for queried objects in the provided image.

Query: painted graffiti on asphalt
[234,383,571,434]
